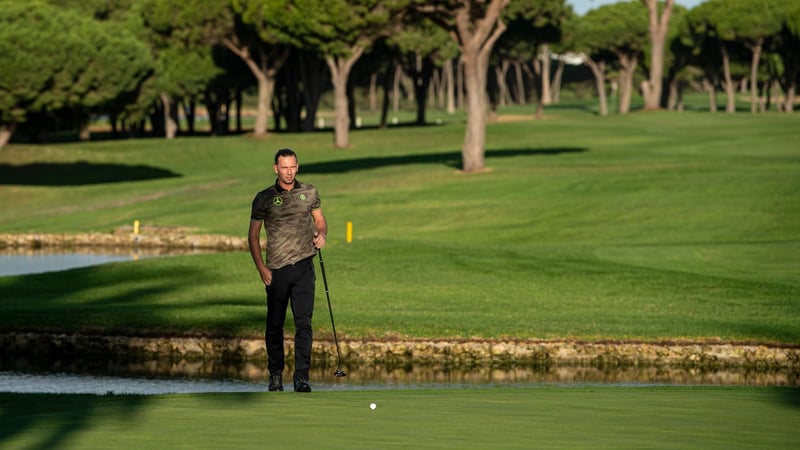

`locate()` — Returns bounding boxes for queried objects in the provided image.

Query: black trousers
[265,256,315,382]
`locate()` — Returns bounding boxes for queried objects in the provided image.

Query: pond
[0,247,210,276]
[1,354,796,395]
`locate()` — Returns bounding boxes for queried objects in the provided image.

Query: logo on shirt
[273,197,283,206]
[299,193,307,201]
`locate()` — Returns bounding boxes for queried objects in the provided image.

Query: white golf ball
[369,402,377,410]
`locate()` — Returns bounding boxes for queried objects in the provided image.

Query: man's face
[274,155,298,187]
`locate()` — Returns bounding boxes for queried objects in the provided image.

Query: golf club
[318,248,347,377]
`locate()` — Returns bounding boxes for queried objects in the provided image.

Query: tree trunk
[451,0,508,173]
[431,66,443,108]
[326,46,364,149]
[618,53,638,114]
[255,74,275,134]
[785,84,796,113]
[702,78,718,113]
[222,39,288,136]
[412,54,434,125]
[540,44,552,105]
[392,64,403,113]
[235,88,243,133]
[530,58,544,119]
[667,79,679,111]
[369,72,379,112]
[641,0,673,110]
[457,57,465,110]
[299,50,325,132]
[461,51,487,172]
[380,62,394,127]
[584,57,608,116]
[444,58,456,114]
[183,99,196,135]
[160,93,178,139]
[496,60,511,106]
[78,113,91,141]
[0,123,15,148]
[720,45,737,113]
[513,61,526,105]
[551,59,565,103]
[749,38,763,113]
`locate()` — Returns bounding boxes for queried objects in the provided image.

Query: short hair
[274,148,297,164]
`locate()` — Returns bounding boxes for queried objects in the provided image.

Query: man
[248,148,327,393]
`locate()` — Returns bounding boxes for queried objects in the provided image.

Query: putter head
[334,369,347,377]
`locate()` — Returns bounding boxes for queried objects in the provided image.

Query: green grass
[2,387,799,449]
[2,101,799,450]
[1,104,799,343]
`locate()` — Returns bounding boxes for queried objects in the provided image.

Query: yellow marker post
[133,220,140,235]
[346,221,353,243]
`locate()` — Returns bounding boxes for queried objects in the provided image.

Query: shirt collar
[274,179,300,193]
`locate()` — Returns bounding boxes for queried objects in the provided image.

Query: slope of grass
[1,106,798,342]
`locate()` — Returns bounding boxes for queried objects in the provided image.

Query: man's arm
[311,208,327,249]
[248,219,271,285]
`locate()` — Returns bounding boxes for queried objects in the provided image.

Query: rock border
[0,229,250,251]
[3,333,798,371]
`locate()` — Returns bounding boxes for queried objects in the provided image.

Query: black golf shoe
[268,374,284,391]
[293,378,311,393]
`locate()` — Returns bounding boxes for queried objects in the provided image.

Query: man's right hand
[259,267,273,286]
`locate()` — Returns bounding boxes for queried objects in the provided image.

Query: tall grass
[1,104,798,343]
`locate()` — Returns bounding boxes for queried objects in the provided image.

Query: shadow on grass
[300,147,586,174]
[0,162,180,186]
[778,388,800,409]
[0,257,266,447]
[0,392,264,448]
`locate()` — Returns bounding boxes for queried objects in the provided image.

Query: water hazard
[1,356,796,395]
[0,246,209,276]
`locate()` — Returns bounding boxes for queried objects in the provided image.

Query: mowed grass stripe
[1,387,799,449]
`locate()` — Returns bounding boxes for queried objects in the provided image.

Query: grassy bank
[1,105,798,343]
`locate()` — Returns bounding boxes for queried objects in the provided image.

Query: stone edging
[0,229,251,251]
[3,333,799,370]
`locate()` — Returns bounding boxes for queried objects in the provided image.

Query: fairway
[1,105,798,344]
[2,102,799,449]
[1,387,799,449]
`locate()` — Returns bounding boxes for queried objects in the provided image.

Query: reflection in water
[1,354,796,395]
[0,247,211,276]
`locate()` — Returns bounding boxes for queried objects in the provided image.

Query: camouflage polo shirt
[250,179,321,270]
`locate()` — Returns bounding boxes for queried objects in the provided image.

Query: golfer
[248,148,327,393]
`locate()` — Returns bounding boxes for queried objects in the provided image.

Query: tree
[660,5,694,111]
[267,0,409,148]
[576,2,649,114]
[388,17,455,125]
[495,0,571,118]
[226,0,295,136]
[418,0,509,173]
[774,0,800,111]
[687,0,773,113]
[0,0,153,147]
[730,0,782,113]
[640,0,675,110]
[136,0,229,138]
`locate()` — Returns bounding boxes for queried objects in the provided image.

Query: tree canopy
[1,0,798,154]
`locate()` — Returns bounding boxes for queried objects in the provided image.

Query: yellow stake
[346,221,353,243]
[133,220,140,235]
